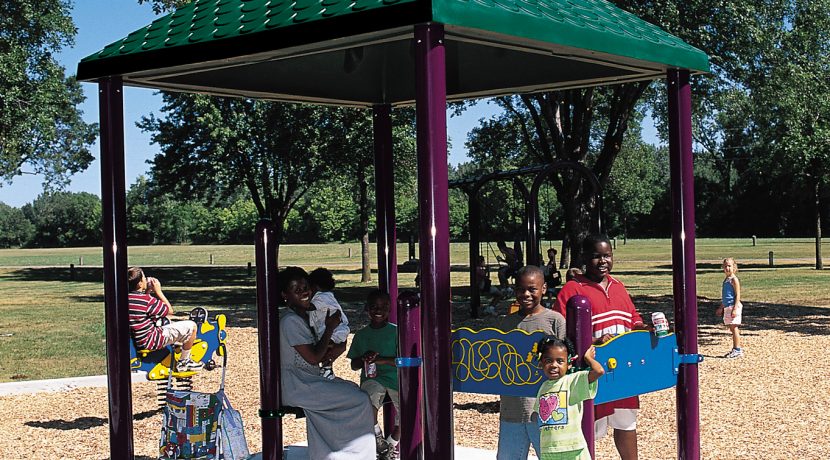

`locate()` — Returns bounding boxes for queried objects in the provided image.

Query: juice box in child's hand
[364,361,377,378]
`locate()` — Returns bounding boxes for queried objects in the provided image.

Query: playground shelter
[76,0,708,458]
[448,161,604,317]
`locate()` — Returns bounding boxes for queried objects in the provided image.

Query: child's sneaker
[176,358,204,371]
[375,434,389,457]
[320,365,335,380]
[724,348,743,359]
[383,446,399,460]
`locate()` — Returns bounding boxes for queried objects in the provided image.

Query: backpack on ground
[158,344,249,459]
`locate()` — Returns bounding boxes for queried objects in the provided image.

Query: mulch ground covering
[2,297,829,459]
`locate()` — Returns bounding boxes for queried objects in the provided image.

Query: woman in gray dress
[278,267,376,459]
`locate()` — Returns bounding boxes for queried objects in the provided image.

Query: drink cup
[364,361,377,378]
[652,312,669,337]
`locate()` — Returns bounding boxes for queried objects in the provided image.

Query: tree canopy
[0,0,97,189]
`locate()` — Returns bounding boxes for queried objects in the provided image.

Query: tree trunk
[358,168,372,282]
[816,179,823,270]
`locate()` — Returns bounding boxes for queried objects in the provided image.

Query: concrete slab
[0,371,147,396]
[249,444,539,459]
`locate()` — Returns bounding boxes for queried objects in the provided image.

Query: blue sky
[1,0,496,207]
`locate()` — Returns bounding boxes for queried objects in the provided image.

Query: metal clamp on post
[259,408,281,419]
[396,357,423,368]
[672,348,703,374]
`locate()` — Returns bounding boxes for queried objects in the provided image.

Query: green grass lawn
[0,238,827,382]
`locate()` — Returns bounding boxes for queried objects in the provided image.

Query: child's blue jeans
[496,420,541,460]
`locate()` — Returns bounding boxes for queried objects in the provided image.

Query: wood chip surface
[1,299,828,459]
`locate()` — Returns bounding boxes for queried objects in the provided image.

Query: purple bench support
[398,291,424,460]
[566,295,595,459]
[98,76,134,458]
[667,69,700,460]
[255,220,282,460]
[414,23,453,460]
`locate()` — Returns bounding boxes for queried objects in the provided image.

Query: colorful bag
[159,389,221,459]
[218,390,250,460]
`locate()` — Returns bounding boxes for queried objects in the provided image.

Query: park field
[0,238,828,382]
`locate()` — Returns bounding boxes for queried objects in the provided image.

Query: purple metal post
[397,291,424,460]
[373,104,399,313]
[414,22,453,460]
[667,69,700,460]
[255,220,282,460]
[373,103,399,436]
[566,295,595,459]
[98,77,134,458]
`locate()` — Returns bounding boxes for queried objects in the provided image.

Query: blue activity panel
[452,327,545,397]
[451,328,701,404]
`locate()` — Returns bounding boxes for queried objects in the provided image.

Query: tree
[23,191,101,247]
[462,0,789,263]
[0,0,97,188]
[140,93,346,261]
[603,139,667,238]
[317,108,417,281]
[0,202,34,248]
[742,0,830,268]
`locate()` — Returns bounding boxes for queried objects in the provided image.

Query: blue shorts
[497,420,541,460]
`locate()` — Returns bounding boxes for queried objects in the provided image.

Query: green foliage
[603,139,668,237]
[0,0,97,188]
[0,202,34,248]
[213,198,258,244]
[139,93,339,245]
[22,192,101,247]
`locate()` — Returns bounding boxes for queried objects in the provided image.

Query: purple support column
[414,22,453,460]
[255,220,282,460]
[398,291,424,460]
[373,104,399,313]
[566,295,595,459]
[373,103,400,437]
[98,77,134,458]
[667,69,700,460]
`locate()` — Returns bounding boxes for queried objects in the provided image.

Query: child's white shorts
[594,409,638,439]
[160,320,197,346]
[361,379,400,424]
[723,302,742,326]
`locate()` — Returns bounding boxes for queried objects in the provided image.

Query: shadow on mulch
[454,401,499,414]
[24,408,160,431]
[634,295,830,339]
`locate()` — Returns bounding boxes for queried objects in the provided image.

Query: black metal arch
[527,161,604,267]
[450,161,602,317]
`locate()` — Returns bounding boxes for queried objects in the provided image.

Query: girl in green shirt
[535,337,604,460]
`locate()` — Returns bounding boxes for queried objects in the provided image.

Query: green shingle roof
[77,0,709,106]
[83,0,419,63]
